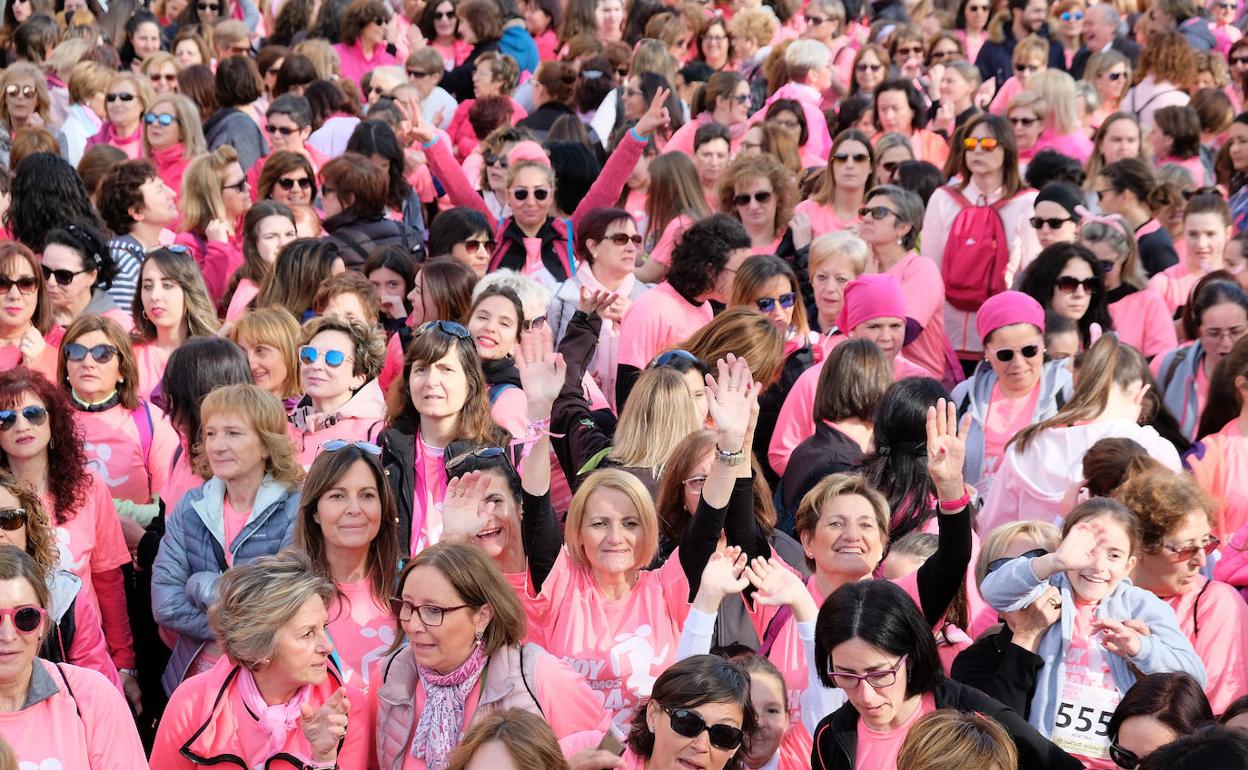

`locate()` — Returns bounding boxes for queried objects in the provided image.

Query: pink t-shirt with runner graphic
[51,477,129,608]
[329,578,394,770]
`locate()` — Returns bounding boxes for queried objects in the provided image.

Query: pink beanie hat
[976,291,1046,341]
[836,274,920,342]
[506,141,550,166]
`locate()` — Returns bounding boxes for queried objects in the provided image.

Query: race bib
[1049,681,1120,759]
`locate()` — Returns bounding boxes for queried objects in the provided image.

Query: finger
[301,702,317,720]
[944,398,958,436]
[957,411,973,439]
[925,405,939,451]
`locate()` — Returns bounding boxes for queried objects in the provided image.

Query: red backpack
[940,185,1030,311]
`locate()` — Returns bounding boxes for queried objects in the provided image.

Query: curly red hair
[0,368,89,523]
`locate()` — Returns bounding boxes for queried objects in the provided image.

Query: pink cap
[976,291,1046,341]
[836,274,920,343]
[506,141,550,166]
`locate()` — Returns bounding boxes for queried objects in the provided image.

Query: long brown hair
[0,368,89,522]
[954,113,1022,197]
[643,153,711,251]
[654,429,777,544]
[0,471,56,573]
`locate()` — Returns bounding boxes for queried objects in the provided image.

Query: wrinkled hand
[405,22,425,52]
[701,545,749,600]
[515,324,565,412]
[1004,584,1061,651]
[705,354,757,454]
[205,219,231,244]
[1094,617,1143,658]
[600,294,630,324]
[396,97,436,146]
[301,686,349,762]
[789,210,813,251]
[634,87,672,138]
[577,286,620,316]
[926,398,971,502]
[973,78,996,109]
[18,325,45,365]
[440,470,492,540]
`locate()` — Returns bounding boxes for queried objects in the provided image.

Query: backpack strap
[518,642,545,716]
[564,217,577,278]
[53,662,83,719]
[943,185,972,208]
[759,605,793,657]
[1162,346,1190,393]
[133,400,154,497]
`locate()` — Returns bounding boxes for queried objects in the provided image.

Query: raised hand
[577,286,621,317]
[926,398,972,503]
[1052,520,1104,573]
[634,87,672,138]
[301,686,350,762]
[515,324,565,415]
[744,556,819,621]
[1003,584,1061,652]
[705,354,757,454]
[700,545,750,601]
[205,219,231,243]
[789,210,813,251]
[440,470,492,540]
[396,97,436,146]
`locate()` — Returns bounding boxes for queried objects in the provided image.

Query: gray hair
[1089,3,1126,37]
[784,39,831,76]
[209,550,336,669]
[267,93,313,128]
[865,184,925,250]
[473,268,552,319]
[809,231,870,276]
[874,131,915,161]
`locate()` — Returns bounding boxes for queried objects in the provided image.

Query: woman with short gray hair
[150,550,370,769]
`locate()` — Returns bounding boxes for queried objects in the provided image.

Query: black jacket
[379,425,418,556]
[517,102,579,143]
[1070,36,1141,79]
[441,39,500,103]
[949,626,1046,719]
[755,344,816,489]
[811,677,1081,770]
[781,421,865,520]
[325,211,423,269]
[975,25,1065,91]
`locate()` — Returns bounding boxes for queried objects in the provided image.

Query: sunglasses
[373,16,389,25]
[605,233,643,246]
[445,445,506,470]
[664,708,744,750]
[483,152,509,168]
[1030,216,1073,230]
[199,1,221,10]
[1109,743,1140,770]
[755,292,795,313]
[834,152,869,164]
[1055,275,1098,293]
[299,346,349,367]
[41,265,89,286]
[222,178,247,193]
[418,319,473,339]
[434,9,455,18]
[930,49,958,61]
[511,187,549,201]
[1014,63,1040,73]
[967,3,989,9]
[106,92,136,102]
[0,507,27,531]
[0,406,46,432]
[896,45,924,57]
[1233,55,1248,66]
[989,344,1040,362]
[880,160,900,174]
[1182,186,1219,200]
[1010,116,1039,127]
[321,439,382,455]
[1099,259,1116,275]
[461,238,495,254]
[0,605,45,634]
[856,63,883,72]
[963,136,1000,151]
[150,73,178,83]
[805,13,826,23]
[985,548,1048,575]
[523,315,546,331]
[0,276,36,294]
[276,176,313,190]
[408,69,435,78]
[858,205,897,220]
[1059,10,1084,20]
[1155,536,1220,561]
[266,124,301,135]
[144,112,176,126]
[4,85,34,98]
[1106,71,1126,80]
[651,348,701,368]
[733,190,773,206]
[65,343,118,364]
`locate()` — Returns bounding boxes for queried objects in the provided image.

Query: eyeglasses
[985,548,1048,575]
[702,34,728,43]
[1030,216,1074,230]
[299,346,350,367]
[222,178,247,193]
[880,160,901,174]
[1109,743,1140,770]
[856,63,883,72]
[1181,186,1219,200]
[805,13,826,24]
[0,276,36,295]
[1055,275,1098,294]
[483,152,509,168]
[1010,116,1039,127]
[65,343,118,364]
[445,445,507,470]
[523,315,546,331]
[388,598,471,626]
[1152,536,1220,562]
[1099,259,1117,275]
[834,152,869,164]
[730,93,750,104]
[963,136,1000,151]
[929,49,959,61]
[461,238,496,254]
[755,292,796,313]
[683,475,707,493]
[733,190,773,206]
[0,507,26,531]
[1218,1,1237,9]
[372,16,389,25]
[1059,10,1084,20]
[828,654,908,690]
[651,348,700,368]
[144,112,177,126]
[276,176,313,190]
[1014,63,1041,73]
[1202,325,1248,341]
[408,69,435,78]
[989,344,1040,362]
[858,205,897,220]
[321,439,382,455]
[769,118,800,130]
[150,73,178,83]
[511,187,549,201]
[896,45,924,57]
[663,708,745,750]
[369,84,388,96]
[229,44,251,56]
[266,124,301,135]
[0,605,45,634]
[1106,71,1126,80]
[966,3,989,10]
[0,406,46,432]
[4,85,35,98]
[106,92,136,102]
[605,233,643,246]
[41,265,89,286]
[418,319,473,339]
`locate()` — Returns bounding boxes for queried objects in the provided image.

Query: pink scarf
[236,667,312,763]
[411,643,488,770]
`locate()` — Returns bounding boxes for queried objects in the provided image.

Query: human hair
[161,337,252,457]
[77,144,127,202]
[690,70,745,118]
[1116,466,1216,552]
[231,200,297,300]
[1027,70,1078,135]
[389,542,526,656]
[1154,105,1202,159]
[1080,436,1158,497]
[132,247,220,342]
[784,37,831,83]
[209,550,335,668]
[1191,88,1234,136]
[458,0,503,41]
[472,273,538,324]
[294,444,399,608]
[813,338,890,423]
[897,710,1019,770]
[0,548,49,629]
[427,208,493,261]
[467,95,514,139]
[532,60,577,106]
[448,709,569,770]
[727,255,808,339]
[975,520,1061,586]
[1062,496,1141,555]
[693,121,732,154]
[14,13,58,64]
[667,214,750,300]
[177,64,220,117]
[274,54,318,97]
[473,51,520,96]
[321,152,388,219]
[812,129,875,206]
[196,384,303,483]
[8,152,102,253]
[0,367,89,521]
[1135,31,1195,87]
[142,92,207,161]
[864,184,925,250]
[67,60,111,106]
[0,471,56,574]
[717,152,797,241]
[1081,219,1143,290]
[43,222,114,294]
[340,0,390,44]
[764,99,809,146]
[0,243,48,336]
[850,44,890,96]
[256,238,344,320]
[299,313,385,381]
[814,579,943,694]
[955,113,1022,195]
[1198,335,1248,439]
[0,0,51,48]
[1107,672,1214,744]
[564,468,659,569]
[57,327,135,411]
[9,127,56,170]
[795,473,891,571]
[895,161,945,207]
[212,18,251,55]
[643,153,710,251]
[173,27,212,65]
[1017,242,1113,347]
[1099,157,1161,209]
[413,257,478,321]
[680,307,785,387]
[654,429,777,544]
[1138,725,1248,770]
[607,367,702,473]
[180,145,239,234]
[873,78,927,132]
[363,245,417,309]
[226,307,302,400]
[267,92,313,130]
[1185,276,1248,340]
[626,655,755,770]
[727,7,778,48]
[257,151,318,203]
[215,54,263,107]
[346,121,413,212]
[574,207,635,265]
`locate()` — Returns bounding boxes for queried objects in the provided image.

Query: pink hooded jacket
[289,378,388,467]
[1162,574,1248,713]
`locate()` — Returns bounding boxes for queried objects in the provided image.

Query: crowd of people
[2,0,1248,766]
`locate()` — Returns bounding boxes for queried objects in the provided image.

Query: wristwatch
[715,446,746,466]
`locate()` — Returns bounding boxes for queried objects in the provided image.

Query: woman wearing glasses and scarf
[949,292,1071,492]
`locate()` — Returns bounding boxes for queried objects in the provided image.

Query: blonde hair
[1012,34,1050,65]
[1029,69,1079,135]
[105,70,156,115]
[196,384,304,484]
[975,520,1061,585]
[142,92,207,160]
[794,473,890,570]
[67,60,112,105]
[897,710,1019,770]
[1008,89,1048,120]
[292,38,341,80]
[0,63,53,128]
[679,306,786,386]
[226,307,302,399]
[564,469,660,570]
[46,37,92,80]
[448,710,570,770]
[808,231,870,277]
[181,145,240,234]
[607,367,702,474]
[0,471,57,575]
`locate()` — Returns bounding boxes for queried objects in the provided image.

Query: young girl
[981,498,1206,765]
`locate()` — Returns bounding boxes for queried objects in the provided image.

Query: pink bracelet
[938,490,971,511]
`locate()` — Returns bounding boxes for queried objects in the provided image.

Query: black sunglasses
[664,708,744,750]
[105,92,136,102]
[990,344,1040,362]
[483,152,509,168]
[1056,275,1098,294]
[461,238,495,254]
[222,178,247,193]
[985,548,1048,575]
[1030,216,1074,230]
[41,264,89,286]
[0,276,37,294]
[0,405,47,432]
[0,507,27,531]
[266,124,301,136]
[858,205,897,220]
[833,152,869,164]
[65,343,118,364]
[733,191,772,206]
[605,233,643,246]
[1109,743,1140,770]
[511,187,549,201]
[1181,186,1219,200]
[276,176,313,190]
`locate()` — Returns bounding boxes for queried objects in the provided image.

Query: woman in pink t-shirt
[793,129,871,248]
[130,246,223,400]
[718,153,797,256]
[223,202,299,322]
[806,232,870,348]
[227,306,305,408]
[151,552,369,770]
[0,367,137,707]
[0,548,147,770]
[1081,219,1178,359]
[639,153,711,285]
[1148,194,1231,316]
[1188,334,1248,539]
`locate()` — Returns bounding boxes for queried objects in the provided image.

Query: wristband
[629,126,646,143]
[119,668,138,678]
[714,445,746,466]
[421,135,440,149]
[938,490,971,511]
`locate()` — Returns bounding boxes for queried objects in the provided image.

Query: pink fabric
[1032,130,1095,164]
[75,402,180,505]
[1213,522,1248,595]
[617,281,713,369]
[221,496,250,567]
[412,644,488,770]
[794,199,858,240]
[982,383,1043,478]
[152,142,192,205]
[411,433,448,554]
[174,230,245,305]
[66,587,121,689]
[236,666,312,765]
[749,82,833,159]
[977,290,1046,339]
[0,660,147,769]
[432,39,473,70]
[663,112,746,158]
[1159,154,1210,186]
[1064,601,1120,769]
[289,379,387,467]
[327,578,391,763]
[885,253,950,380]
[988,75,1024,116]
[225,278,261,322]
[379,329,405,398]
[490,383,529,438]
[45,310,133,351]
[163,442,204,518]
[836,273,908,332]
[522,548,691,731]
[854,692,936,770]
[85,121,143,159]
[1107,289,1178,359]
[533,28,559,60]
[335,39,401,88]
[1147,259,1203,315]
[133,342,173,401]
[1211,21,1243,55]
[648,214,695,267]
[1163,574,1248,713]
[1189,419,1248,539]
[448,98,528,159]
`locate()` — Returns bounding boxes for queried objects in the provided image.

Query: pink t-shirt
[1053,601,1120,768]
[133,342,173,401]
[0,660,148,770]
[490,383,529,438]
[617,282,713,370]
[1108,289,1179,360]
[853,692,936,770]
[164,441,204,517]
[51,477,129,609]
[1189,419,1248,539]
[1147,260,1203,315]
[885,253,949,380]
[794,199,858,241]
[649,215,695,267]
[221,497,251,566]
[334,39,400,87]
[522,548,692,732]
[981,383,1043,479]
[411,436,448,554]
[329,578,393,767]
[1164,575,1248,714]
[75,402,180,505]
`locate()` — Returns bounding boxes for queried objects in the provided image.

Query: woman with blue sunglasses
[141,93,205,209]
[290,315,387,468]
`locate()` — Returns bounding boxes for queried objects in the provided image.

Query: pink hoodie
[750,82,833,159]
[1213,522,1248,599]
[1108,289,1179,359]
[289,379,387,467]
[1189,418,1248,539]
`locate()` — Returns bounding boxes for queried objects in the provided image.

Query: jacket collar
[22,659,61,709]
[378,645,520,709]
[190,474,293,543]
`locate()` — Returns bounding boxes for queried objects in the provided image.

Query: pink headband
[1075,205,1128,239]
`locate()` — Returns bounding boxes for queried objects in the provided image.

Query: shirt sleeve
[74,664,151,770]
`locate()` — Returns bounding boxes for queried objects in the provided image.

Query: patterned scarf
[410,642,489,770]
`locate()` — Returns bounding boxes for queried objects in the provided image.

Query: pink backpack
[940,186,1030,311]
